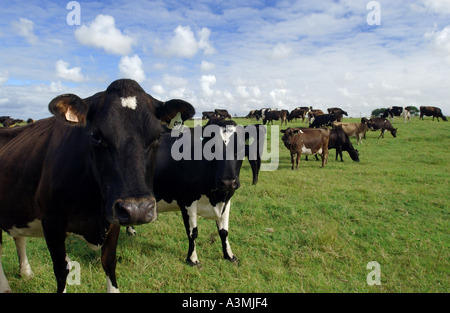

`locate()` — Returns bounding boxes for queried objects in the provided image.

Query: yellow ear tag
[169,112,183,130]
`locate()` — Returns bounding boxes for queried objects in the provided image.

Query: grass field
[1,116,449,293]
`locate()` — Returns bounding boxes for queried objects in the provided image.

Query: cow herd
[0,79,447,293]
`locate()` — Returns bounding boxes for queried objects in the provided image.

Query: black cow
[0,79,195,293]
[128,118,264,266]
[419,106,448,121]
[202,111,216,120]
[287,108,306,122]
[327,107,348,122]
[368,117,397,138]
[382,106,403,120]
[263,110,288,125]
[214,109,231,119]
[329,128,359,162]
[309,113,337,128]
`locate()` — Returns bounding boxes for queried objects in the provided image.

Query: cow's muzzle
[112,197,157,226]
[218,178,240,191]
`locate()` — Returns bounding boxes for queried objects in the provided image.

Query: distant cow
[214,109,232,119]
[308,128,359,162]
[329,128,359,162]
[327,107,348,122]
[382,106,403,119]
[309,113,337,128]
[368,117,398,138]
[246,110,257,119]
[287,108,306,122]
[202,111,216,120]
[0,79,195,293]
[307,109,324,125]
[332,120,369,145]
[419,106,447,122]
[263,109,288,125]
[281,127,330,169]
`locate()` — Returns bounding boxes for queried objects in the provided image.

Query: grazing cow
[332,120,369,145]
[329,128,359,162]
[134,118,263,266]
[0,79,195,293]
[246,110,257,119]
[287,108,306,122]
[327,107,348,122]
[263,110,288,125]
[309,113,337,128]
[281,127,330,169]
[367,117,397,138]
[214,109,231,119]
[419,106,448,121]
[202,111,216,120]
[306,128,359,162]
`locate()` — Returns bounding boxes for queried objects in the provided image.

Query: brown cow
[281,127,330,169]
[332,119,369,145]
[419,106,447,121]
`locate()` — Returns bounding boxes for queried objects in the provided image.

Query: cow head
[280,127,300,150]
[202,118,244,193]
[349,149,360,162]
[49,79,195,226]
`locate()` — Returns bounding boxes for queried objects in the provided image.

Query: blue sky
[1,0,450,119]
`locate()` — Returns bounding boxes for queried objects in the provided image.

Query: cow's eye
[90,131,103,145]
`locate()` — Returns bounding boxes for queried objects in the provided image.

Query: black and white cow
[309,113,337,128]
[129,118,265,266]
[0,79,195,293]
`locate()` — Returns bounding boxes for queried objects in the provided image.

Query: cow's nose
[113,197,157,226]
[220,178,239,191]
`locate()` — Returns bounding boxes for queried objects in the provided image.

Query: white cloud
[55,60,86,82]
[201,60,215,71]
[118,55,146,83]
[200,74,216,97]
[198,28,216,55]
[75,14,133,55]
[163,26,215,58]
[271,44,293,59]
[11,18,38,45]
[422,0,450,15]
[0,70,9,85]
[163,74,188,88]
[152,85,165,95]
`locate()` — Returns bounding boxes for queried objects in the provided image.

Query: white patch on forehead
[120,96,137,110]
[220,126,236,145]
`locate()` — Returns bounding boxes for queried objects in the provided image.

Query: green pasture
[1,116,449,293]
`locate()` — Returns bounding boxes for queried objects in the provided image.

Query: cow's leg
[181,205,199,266]
[296,153,301,169]
[101,224,120,293]
[216,201,237,263]
[290,153,295,170]
[43,219,69,293]
[0,232,12,293]
[14,236,34,278]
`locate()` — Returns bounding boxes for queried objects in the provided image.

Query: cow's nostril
[114,200,132,224]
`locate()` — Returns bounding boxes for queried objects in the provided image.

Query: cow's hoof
[227,256,239,264]
[186,259,201,268]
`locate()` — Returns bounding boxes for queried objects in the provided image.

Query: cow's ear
[49,94,89,126]
[154,99,196,124]
[280,129,286,133]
